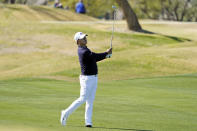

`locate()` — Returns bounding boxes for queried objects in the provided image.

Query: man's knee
[77,96,86,104]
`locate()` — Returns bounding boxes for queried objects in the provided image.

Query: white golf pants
[64,75,98,125]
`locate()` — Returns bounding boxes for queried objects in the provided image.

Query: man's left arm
[93,52,108,62]
[93,48,112,62]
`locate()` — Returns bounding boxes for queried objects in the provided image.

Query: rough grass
[1,19,197,81]
[0,4,96,21]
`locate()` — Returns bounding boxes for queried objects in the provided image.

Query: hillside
[0,5,197,81]
[0,4,96,21]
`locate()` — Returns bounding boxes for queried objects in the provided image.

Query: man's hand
[106,48,112,58]
[107,48,112,54]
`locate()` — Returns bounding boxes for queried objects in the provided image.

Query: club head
[112,5,116,9]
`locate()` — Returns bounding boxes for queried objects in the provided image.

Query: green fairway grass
[0,4,197,131]
[0,75,197,131]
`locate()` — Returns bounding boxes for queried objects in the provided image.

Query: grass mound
[0,19,196,81]
[0,4,96,21]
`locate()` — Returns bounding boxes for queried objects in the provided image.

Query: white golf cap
[74,32,88,42]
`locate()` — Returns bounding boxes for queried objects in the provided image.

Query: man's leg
[61,75,89,125]
[85,76,98,126]
[65,76,88,115]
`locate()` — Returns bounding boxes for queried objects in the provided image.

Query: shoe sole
[60,110,66,126]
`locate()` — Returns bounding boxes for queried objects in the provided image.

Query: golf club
[109,5,116,58]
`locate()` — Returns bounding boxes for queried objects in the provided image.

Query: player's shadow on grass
[92,126,153,131]
[69,125,153,131]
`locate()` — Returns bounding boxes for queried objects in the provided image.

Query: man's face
[77,37,87,46]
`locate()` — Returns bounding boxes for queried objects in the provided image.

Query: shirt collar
[78,45,87,48]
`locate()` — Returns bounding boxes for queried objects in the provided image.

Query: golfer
[60,32,112,127]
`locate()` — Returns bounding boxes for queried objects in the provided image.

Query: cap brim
[79,34,88,40]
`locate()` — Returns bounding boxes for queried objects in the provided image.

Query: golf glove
[106,54,112,58]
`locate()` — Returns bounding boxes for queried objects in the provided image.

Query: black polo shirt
[78,46,108,75]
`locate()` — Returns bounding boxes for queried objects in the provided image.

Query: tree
[161,0,193,21]
[2,0,15,3]
[130,0,197,22]
[116,0,142,31]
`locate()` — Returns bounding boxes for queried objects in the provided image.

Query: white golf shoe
[60,110,68,126]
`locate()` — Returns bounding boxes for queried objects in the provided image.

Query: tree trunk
[173,2,180,21]
[10,0,15,4]
[24,0,27,4]
[160,0,165,19]
[180,0,189,21]
[116,0,142,31]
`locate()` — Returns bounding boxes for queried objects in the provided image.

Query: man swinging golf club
[60,32,112,127]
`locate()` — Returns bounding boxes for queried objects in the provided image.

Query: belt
[80,74,97,77]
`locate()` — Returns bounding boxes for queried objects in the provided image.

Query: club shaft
[110,9,116,48]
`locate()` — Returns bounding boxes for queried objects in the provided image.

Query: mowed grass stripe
[0,75,196,131]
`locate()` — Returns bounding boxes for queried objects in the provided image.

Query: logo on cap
[74,32,87,41]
